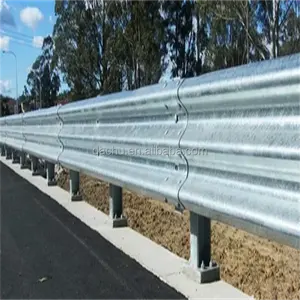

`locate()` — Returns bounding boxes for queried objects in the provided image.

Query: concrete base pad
[0,157,251,300]
[183,262,220,284]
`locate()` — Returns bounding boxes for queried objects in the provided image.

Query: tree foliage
[24,36,60,108]
[0,94,14,116]
[22,0,300,104]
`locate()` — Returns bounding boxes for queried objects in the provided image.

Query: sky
[0,0,65,98]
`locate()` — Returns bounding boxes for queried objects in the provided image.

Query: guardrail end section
[184,212,220,284]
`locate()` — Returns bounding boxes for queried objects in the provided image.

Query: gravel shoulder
[57,170,300,300]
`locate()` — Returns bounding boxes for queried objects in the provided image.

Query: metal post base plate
[12,158,20,164]
[32,170,40,176]
[183,261,220,284]
[109,217,128,228]
[71,194,83,202]
[47,180,57,187]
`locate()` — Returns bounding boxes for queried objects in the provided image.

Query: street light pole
[2,50,18,113]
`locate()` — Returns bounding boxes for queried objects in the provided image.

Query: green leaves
[24,0,300,104]
[25,36,61,109]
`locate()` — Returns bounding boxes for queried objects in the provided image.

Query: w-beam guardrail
[1,54,299,283]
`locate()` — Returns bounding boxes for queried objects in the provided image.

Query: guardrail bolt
[69,170,82,201]
[185,212,220,283]
[109,184,127,228]
[174,114,179,123]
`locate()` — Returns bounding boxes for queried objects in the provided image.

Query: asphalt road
[0,162,185,299]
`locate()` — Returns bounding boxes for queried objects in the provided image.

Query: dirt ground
[57,170,300,300]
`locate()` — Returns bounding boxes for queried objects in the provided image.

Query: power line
[0,30,42,49]
[5,37,40,50]
[2,28,35,40]
[0,29,33,43]
[0,29,47,50]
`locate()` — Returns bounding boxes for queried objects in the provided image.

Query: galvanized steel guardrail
[1,54,299,255]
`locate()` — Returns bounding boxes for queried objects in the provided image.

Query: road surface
[0,162,185,299]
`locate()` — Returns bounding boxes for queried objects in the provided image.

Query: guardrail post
[5,147,12,160]
[31,156,39,176]
[109,184,127,228]
[1,146,5,157]
[20,152,26,169]
[46,162,56,186]
[69,170,82,201]
[12,150,19,164]
[185,212,220,283]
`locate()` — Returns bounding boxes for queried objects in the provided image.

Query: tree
[256,0,299,58]
[0,94,14,116]
[53,0,100,100]
[36,0,299,102]
[24,36,60,108]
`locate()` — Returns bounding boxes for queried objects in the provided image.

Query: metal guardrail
[1,54,299,258]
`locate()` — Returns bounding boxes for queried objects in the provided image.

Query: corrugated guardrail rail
[1,54,299,281]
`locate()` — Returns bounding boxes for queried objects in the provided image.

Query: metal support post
[5,147,12,159]
[12,150,19,164]
[41,161,47,179]
[1,146,5,156]
[184,212,220,283]
[20,152,26,169]
[31,156,39,176]
[46,162,56,186]
[69,170,82,201]
[109,184,127,228]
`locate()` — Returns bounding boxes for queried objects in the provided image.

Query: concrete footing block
[183,261,220,284]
